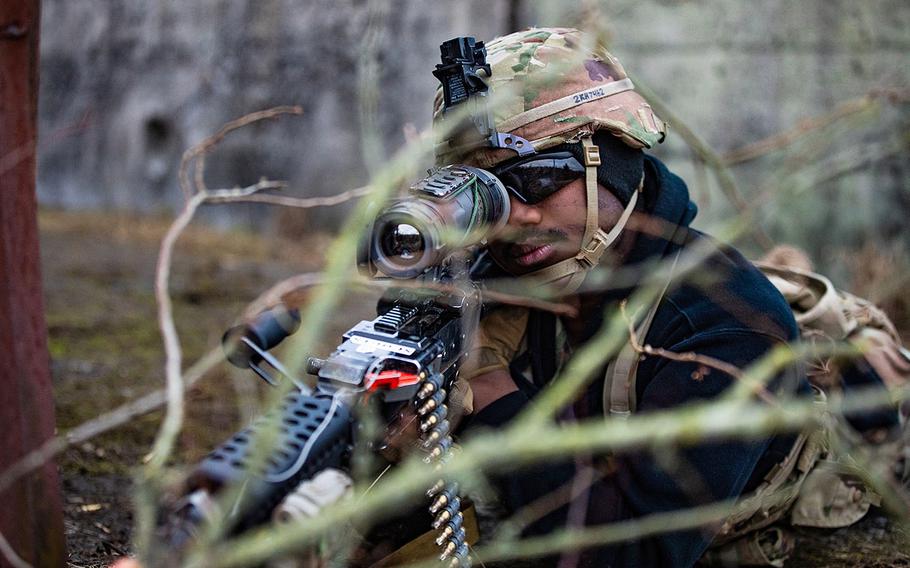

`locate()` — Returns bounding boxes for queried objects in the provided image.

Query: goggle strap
[596,185,640,252]
[581,136,601,249]
[577,188,640,268]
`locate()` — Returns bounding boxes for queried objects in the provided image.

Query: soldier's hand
[379,404,423,462]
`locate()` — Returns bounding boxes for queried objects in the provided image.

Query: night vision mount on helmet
[432,37,536,161]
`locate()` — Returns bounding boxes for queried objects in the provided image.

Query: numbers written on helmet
[573,87,606,104]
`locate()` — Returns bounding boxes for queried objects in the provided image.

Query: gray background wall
[37,0,909,273]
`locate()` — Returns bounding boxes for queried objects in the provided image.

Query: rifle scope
[361,165,510,278]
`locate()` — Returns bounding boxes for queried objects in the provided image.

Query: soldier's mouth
[512,243,555,267]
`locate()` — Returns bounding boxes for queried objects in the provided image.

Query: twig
[241,272,328,318]
[497,466,606,541]
[0,529,34,568]
[178,106,303,199]
[137,177,316,557]
[0,111,92,177]
[478,288,579,317]
[630,75,775,251]
[211,185,372,209]
[619,301,778,405]
[148,191,207,469]
[750,137,908,214]
[512,236,726,430]
[373,277,580,318]
[722,88,910,165]
[0,348,222,497]
[147,174,305,474]
[473,498,738,565]
[357,0,390,172]
[722,96,872,165]
[205,382,910,568]
[691,152,712,208]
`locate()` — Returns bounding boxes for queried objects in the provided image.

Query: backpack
[603,246,910,567]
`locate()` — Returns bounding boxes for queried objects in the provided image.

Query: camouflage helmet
[433,27,667,167]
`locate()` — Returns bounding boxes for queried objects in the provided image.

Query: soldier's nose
[508,197,543,226]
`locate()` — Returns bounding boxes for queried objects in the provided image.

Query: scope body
[362,165,509,279]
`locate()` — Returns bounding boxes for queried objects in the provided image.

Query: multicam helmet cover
[433,27,667,168]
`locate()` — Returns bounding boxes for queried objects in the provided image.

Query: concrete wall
[37,1,909,268]
[574,0,910,269]
[37,0,515,228]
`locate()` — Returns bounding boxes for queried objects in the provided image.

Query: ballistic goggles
[493,152,585,205]
[359,151,593,279]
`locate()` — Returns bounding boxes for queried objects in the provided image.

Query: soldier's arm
[467,368,518,414]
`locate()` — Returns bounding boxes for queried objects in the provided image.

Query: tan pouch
[711,389,827,547]
[757,261,910,396]
[756,263,855,340]
[699,527,795,567]
[790,460,875,528]
[851,327,910,391]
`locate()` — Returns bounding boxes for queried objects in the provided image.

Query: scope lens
[379,222,426,268]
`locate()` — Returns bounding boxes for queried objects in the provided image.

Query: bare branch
[357,0,390,172]
[475,288,579,318]
[629,74,775,252]
[620,301,778,405]
[473,498,737,566]
[136,177,333,554]
[204,383,910,568]
[147,192,204,470]
[242,272,328,318]
[749,137,908,215]
[497,466,606,542]
[178,106,304,198]
[146,177,313,474]
[193,149,207,197]
[512,236,728,430]
[375,277,580,318]
[722,88,910,165]
[0,530,33,568]
[218,185,372,209]
[0,348,222,500]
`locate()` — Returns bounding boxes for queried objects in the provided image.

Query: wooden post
[0,0,67,566]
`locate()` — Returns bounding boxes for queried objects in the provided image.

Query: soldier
[114,26,907,568]
[438,28,809,566]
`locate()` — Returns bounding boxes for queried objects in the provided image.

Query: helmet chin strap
[520,135,641,295]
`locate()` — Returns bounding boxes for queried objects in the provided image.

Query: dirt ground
[41,210,909,567]
[42,209,377,567]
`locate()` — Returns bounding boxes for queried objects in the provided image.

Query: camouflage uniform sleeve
[459,305,529,381]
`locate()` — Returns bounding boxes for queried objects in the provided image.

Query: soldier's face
[488,178,624,276]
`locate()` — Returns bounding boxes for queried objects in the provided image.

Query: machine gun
[158,128,514,565]
[159,266,480,567]
[156,35,530,565]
